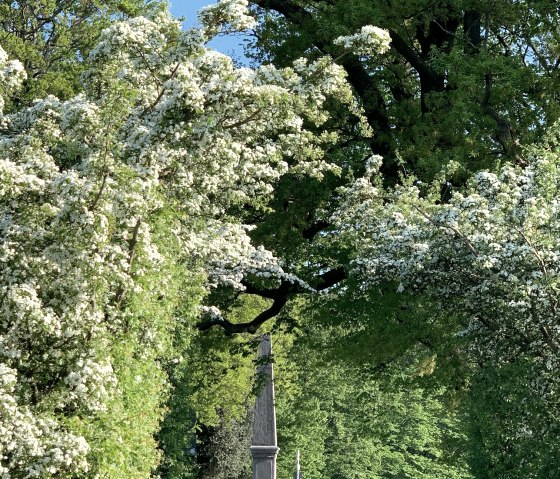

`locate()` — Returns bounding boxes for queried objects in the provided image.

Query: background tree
[272,299,473,479]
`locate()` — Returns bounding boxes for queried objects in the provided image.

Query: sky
[168,0,249,62]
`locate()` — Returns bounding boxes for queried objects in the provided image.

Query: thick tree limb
[481,73,524,163]
[198,280,293,334]
[198,295,290,335]
[387,29,437,87]
[249,0,394,159]
[301,220,330,240]
[463,10,482,54]
[315,266,347,291]
[198,267,348,333]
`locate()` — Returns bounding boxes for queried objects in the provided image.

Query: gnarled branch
[197,267,348,334]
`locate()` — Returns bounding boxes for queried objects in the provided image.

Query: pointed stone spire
[250,334,279,479]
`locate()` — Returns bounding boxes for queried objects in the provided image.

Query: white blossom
[198,0,256,37]
[334,25,391,56]
[0,9,362,474]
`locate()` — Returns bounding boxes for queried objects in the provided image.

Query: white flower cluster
[198,0,256,37]
[200,305,225,322]
[333,25,391,56]
[186,222,310,291]
[0,364,90,477]
[0,46,26,113]
[64,357,117,413]
[0,10,362,474]
[334,155,560,360]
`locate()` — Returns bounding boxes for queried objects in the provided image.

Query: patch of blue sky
[169,0,251,64]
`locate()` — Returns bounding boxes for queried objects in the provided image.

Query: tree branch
[480,73,524,163]
[249,0,394,159]
[387,29,437,85]
[198,267,348,334]
[198,280,294,334]
[301,220,330,240]
[315,266,347,291]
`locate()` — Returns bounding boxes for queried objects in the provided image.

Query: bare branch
[198,280,293,334]
[89,171,108,211]
[222,109,262,129]
[410,204,478,255]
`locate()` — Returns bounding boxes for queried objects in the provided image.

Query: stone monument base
[250,445,280,479]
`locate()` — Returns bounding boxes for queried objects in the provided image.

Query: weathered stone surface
[251,445,279,479]
[251,335,279,479]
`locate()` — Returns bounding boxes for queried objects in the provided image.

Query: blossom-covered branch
[0,5,365,473]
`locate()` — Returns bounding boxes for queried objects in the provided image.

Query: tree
[4,1,560,476]
[273,305,473,479]
[202,0,560,337]
[331,139,560,475]
[249,0,560,170]
[0,0,166,104]
[0,2,362,475]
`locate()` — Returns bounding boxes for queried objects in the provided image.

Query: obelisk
[250,334,279,479]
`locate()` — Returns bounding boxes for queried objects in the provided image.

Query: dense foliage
[332,146,560,476]
[0,2,362,476]
[0,0,167,103]
[2,0,560,478]
[273,316,473,479]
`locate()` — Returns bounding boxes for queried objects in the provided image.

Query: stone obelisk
[250,334,279,479]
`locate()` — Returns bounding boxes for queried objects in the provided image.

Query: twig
[515,226,548,277]
[139,62,181,118]
[410,204,478,254]
[222,109,262,129]
[127,219,142,271]
[89,171,107,211]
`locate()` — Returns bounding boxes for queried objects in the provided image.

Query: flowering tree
[0,2,365,475]
[332,142,560,473]
[0,0,167,103]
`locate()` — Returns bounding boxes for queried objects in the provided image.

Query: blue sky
[168,0,249,61]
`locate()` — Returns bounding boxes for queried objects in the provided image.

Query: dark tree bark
[197,268,347,333]
[464,10,482,54]
[250,0,395,160]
